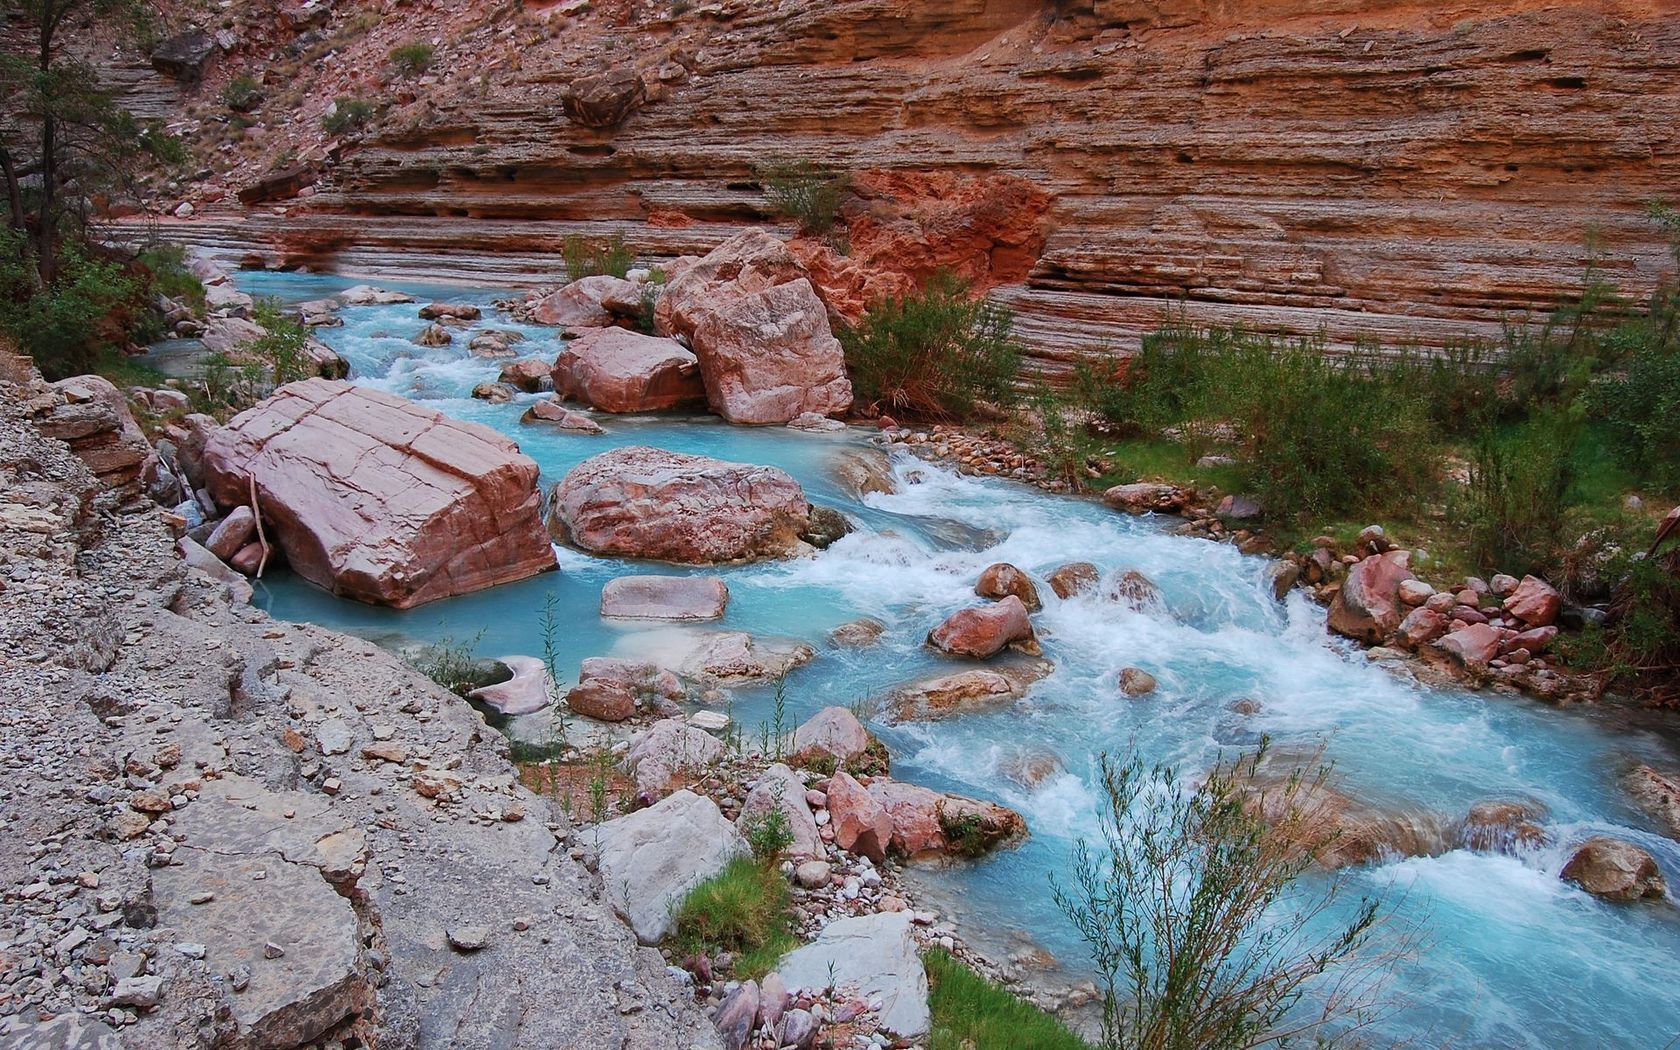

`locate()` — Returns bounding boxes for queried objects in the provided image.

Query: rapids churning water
[229,271,1680,1049]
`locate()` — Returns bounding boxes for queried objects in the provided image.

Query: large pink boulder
[741,764,823,859]
[1437,623,1502,671]
[825,770,891,863]
[528,274,636,328]
[1504,575,1561,627]
[552,445,811,564]
[865,780,1026,861]
[199,379,555,608]
[551,328,706,413]
[1328,551,1414,644]
[1394,606,1448,650]
[656,230,852,424]
[926,595,1038,659]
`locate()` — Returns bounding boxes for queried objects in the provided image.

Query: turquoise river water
[225,271,1680,1049]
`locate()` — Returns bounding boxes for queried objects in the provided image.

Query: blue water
[239,272,1680,1049]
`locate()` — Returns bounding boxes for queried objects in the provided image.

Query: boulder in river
[1328,550,1415,644]
[1454,799,1549,854]
[600,575,728,620]
[865,780,1027,860]
[1622,765,1680,840]
[1561,836,1667,902]
[1046,561,1100,599]
[529,275,635,328]
[200,379,556,608]
[551,328,706,413]
[552,445,811,563]
[595,789,747,944]
[883,662,1050,724]
[466,655,554,716]
[975,562,1041,610]
[1119,667,1158,697]
[498,358,553,393]
[926,595,1039,658]
[521,398,605,434]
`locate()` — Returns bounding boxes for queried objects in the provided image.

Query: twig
[247,474,271,578]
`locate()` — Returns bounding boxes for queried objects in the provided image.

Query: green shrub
[219,74,263,112]
[1457,408,1580,575]
[561,233,634,281]
[670,857,796,980]
[406,630,492,697]
[635,267,665,334]
[840,273,1021,421]
[740,804,794,861]
[926,948,1092,1050]
[389,42,435,77]
[757,159,851,235]
[1597,345,1680,492]
[322,97,375,134]
[0,229,136,381]
[138,243,204,312]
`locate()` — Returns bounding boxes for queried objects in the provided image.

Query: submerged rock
[1105,569,1161,611]
[552,445,811,564]
[522,398,606,434]
[1455,799,1549,854]
[595,790,747,944]
[200,379,555,608]
[601,575,729,620]
[1561,837,1667,902]
[679,631,815,685]
[883,663,1050,724]
[1046,561,1100,599]
[827,618,886,648]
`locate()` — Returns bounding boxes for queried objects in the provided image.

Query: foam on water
[241,273,1680,1049]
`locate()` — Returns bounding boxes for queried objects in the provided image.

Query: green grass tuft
[671,857,798,981]
[925,948,1092,1050]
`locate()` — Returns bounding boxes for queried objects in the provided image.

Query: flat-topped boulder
[655,231,852,424]
[552,445,811,563]
[552,327,706,413]
[601,575,729,620]
[200,379,555,608]
[776,912,929,1038]
[883,663,1049,724]
[865,780,1027,860]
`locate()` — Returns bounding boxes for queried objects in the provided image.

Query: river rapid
[222,271,1680,1049]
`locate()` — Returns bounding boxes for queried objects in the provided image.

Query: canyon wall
[197,0,1680,374]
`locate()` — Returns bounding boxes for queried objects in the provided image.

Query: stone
[1394,606,1449,650]
[865,780,1027,860]
[563,66,647,128]
[779,1009,818,1050]
[1622,766,1680,840]
[1046,561,1100,599]
[1512,625,1558,653]
[777,912,929,1038]
[794,860,832,889]
[791,707,873,764]
[1560,837,1667,902]
[419,302,482,321]
[414,322,453,347]
[205,505,256,560]
[740,764,823,858]
[1119,667,1158,697]
[466,655,555,716]
[499,358,554,393]
[1216,494,1262,521]
[759,971,789,1032]
[522,398,606,433]
[714,979,759,1050]
[1455,800,1549,854]
[1398,579,1436,606]
[110,974,165,1009]
[624,719,726,798]
[1490,573,1521,596]
[339,285,415,305]
[1106,569,1161,611]
[601,575,729,620]
[801,505,852,550]
[884,665,1047,724]
[0,1015,127,1049]
[595,790,748,943]
[552,327,706,413]
[447,926,491,951]
[1103,482,1186,514]
[316,718,353,756]
[1267,560,1301,601]
[38,375,152,497]
[927,596,1037,659]
[825,771,891,863]
[472,382,516,403]
[1438,623,1501,671]
[787,412,846,432]
[553,446,811,564]
[1505,575,1562,627]
[975,562,1040,610]
[530,275,636,327]
[828,618,886,648]
[150,28,215,79]
[200,379,555,608]
[656,231,852,423]
[1327,551,1415,644]
[228,542,267,576]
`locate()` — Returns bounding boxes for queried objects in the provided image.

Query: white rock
[595,789,747,945]
[778,912,929,1037]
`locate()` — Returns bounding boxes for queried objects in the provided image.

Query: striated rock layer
[162,0,1678,375]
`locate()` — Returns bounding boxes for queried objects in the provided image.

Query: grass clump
[926,948,1092,1050]
[841,273,1022,421]
[406,629,494,696]
[562,233,635,281]
[757,158,851,235]
[220,74,263,112]
[670,856,797,981]
[322,97,375,134]
[389,42,436,77]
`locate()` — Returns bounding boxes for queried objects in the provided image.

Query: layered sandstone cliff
[159,0,1680,373]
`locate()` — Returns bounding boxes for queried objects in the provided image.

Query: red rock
[655,231,851,424]
[1513,625,1558,653]
[38,375,152,498]
[790,707,872,764]
[521,398,605,434]
[568,658,685,721]
[1504,575,1561,627]
[1561,837,1667,901]
[551,328,705,413]
[1394,606,1448,650]
[529,275,635,328]
[562,66,646,129]
[228,542,267,576]
[418,302,482,321]
[975,563,1040,610]
[551,445,810,564]
[866,780,1027,861]
[205,505,256,560]
[1119,667,1158,697]
[1438,623,1502,671]
[498,358,553,393]
[564,678,637,722]
[926,596,1037,659]
[1046,562,1100,599]
[825,771,891,863]
[1327,551,1414,644]
[1103,482,1186,514]
[200,379,555,608]
[600,575,728,620]
[785,238,917,326]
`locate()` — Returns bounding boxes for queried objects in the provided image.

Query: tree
[1,0,181,285]
[1053,741,1401,1050]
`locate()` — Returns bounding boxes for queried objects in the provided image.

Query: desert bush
[1054,741,1393,1050]
[1596,346,1680,492]
[322,97,374,134]
[740,804,794,861]
[389,42,435,77]
[219,74,263,112]
[840,273,1021,421]
[406,629,490,696]
[0,230,136,381]
[757,158,851,235]
[1457,408,1580,575]
[561,233,634,281]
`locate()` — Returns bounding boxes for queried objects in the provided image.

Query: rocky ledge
[0,375,718,1048]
